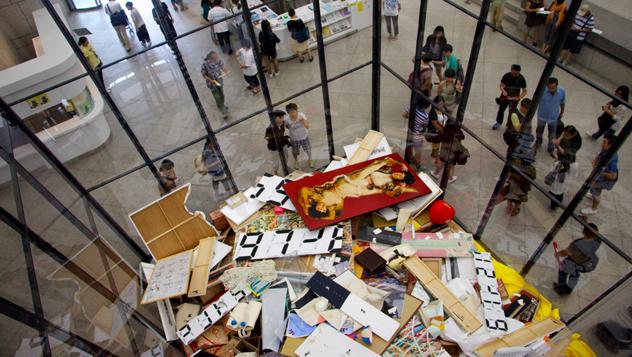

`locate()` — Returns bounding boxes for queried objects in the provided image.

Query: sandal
[511,205,521,216]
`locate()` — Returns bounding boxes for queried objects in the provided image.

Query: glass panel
[0,314,43,355]
[91,167,163,251]
[0,220,35,313]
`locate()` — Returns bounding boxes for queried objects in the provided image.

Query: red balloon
[429,200,455,225]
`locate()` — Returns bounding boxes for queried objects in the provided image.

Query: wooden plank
[404,256,482,333]
[147,231,184,260]
[130,202,171,244]
[422,258,442,277]
[347,130,384,165]
[187,237,216,297]
[474,317,565,357]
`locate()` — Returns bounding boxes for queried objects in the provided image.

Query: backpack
[294,26,310,43]
[110,9,128,27]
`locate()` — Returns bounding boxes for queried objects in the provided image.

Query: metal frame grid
[0,0,631,354]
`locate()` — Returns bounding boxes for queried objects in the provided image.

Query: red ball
[429,200,455,225]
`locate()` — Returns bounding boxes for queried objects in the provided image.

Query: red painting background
[283,153,431,230]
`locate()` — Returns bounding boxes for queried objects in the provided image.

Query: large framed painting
[283,153,431,230]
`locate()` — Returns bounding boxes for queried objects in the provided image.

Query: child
[126,2,151,47]
[159,159,178,196]
[77,37,105,88]
[555,224,601,295]
[265,110,290,174]
[236,39,260,94]
[284,103,313,169]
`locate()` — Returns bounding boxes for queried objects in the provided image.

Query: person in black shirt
[286,8,313,63]
[493,64,528,130]
[265,110,290,174]
[259,19,281,77]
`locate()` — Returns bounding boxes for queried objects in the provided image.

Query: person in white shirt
[104,0,131,51]
[236,39,260,94]
[383,0,401,40]
[209,0,233,54]
[284,103,313,169]
[126,2,151,47]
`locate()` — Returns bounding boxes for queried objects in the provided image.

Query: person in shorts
[284,103,313,170]
[581,133,618,216]
[236,39,260,94]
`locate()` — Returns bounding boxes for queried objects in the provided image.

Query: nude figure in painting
[298,157,418,220]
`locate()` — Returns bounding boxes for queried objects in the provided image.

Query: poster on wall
[26,93,50,109]
[283,153,431,230]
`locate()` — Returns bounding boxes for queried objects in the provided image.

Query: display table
[249,0,372,60]
[0,5,110,183]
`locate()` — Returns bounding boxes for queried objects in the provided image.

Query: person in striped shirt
[403,94,431,170]
[559,4,595,65]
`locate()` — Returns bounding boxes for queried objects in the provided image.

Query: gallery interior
[0,0,631,355]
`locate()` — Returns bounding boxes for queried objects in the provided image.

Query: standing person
[534,77,565,155]
[493,64,528,130]
[200,139,231,194]
[588,86,629,140]
[230,0,246,42]
[171,0,186,11]
[78,37,105,89]
[554,224,601,295]
[423,26,447,82]
[436,69,462,116]
[265,110,290,175]
[126,2,151,47]
[581,133,619,216]
[408,54,434,97]
[546,125,581,210]
[104,0,132,52]
[236,39,260,94]
[158,159,178,196]
[284,103,313,169]
[383,0,401,40]
[505,157,536,216]
[559,4,595,65]
[523,0,546,46]
[489,0,506,31]
[153,1,177,40]
[442,44,459,75]
[428,96,448,178]
[209,0,233,54]
[438,123,469,184]
[403,94,431,170]
[503,98,532,155]
[286,8,313,63]
[201,50,230,118]
[201,0,211,23]
[259,20,280,77]
[542,0,566,53]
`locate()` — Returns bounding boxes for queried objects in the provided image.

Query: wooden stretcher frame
[474,317,565,357]
[404,256,482,333]
[347,130,385,165]
[129,183,218,260]
[187,237,216,297]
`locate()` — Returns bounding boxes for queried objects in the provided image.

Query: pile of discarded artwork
[129,131,594,356]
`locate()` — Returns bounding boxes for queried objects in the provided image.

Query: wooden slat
[347,130,385,165]
[404,256,482,333]
[187,237,216,297]
[474,317,565,357]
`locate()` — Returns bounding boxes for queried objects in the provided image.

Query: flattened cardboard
[347,130,385,165]
[280,294,422,356]
[474,317,565,357]
[188,237,216,297]
[295,324,381,357]
[129,184,218,260]
[404,256,482,333]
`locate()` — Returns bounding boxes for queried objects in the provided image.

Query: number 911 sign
[473,252,508,335]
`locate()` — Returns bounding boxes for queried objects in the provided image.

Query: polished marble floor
[0,0,631,354]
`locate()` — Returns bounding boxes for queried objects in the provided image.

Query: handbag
[544,166,556,185]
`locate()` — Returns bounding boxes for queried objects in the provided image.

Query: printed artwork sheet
[250,174,295,211]
[141,250,193,304]
[220,186,266,226]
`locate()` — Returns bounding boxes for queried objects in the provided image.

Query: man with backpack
[104,0,131,52]
[287,8,313,63]
[554,224,601,295]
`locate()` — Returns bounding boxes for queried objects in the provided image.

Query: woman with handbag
[546,126,581,210]
[286,8,313,63]
[587,85,629,140]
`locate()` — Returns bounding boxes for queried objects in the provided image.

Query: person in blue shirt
[581,133,619,215]
[535,77,565,155]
